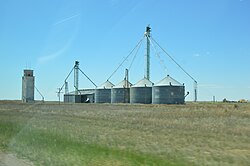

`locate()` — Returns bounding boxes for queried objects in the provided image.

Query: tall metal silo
[111,79,132,103]
[95,80,114,103]
[152,75,185,104]
[130,78,153,104]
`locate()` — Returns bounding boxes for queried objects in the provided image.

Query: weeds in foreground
[0,102,250,165]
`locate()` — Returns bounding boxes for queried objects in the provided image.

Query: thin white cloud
[38,47,67,64]
[193,53,201,57]
[193,51,210,57]
[53,14,80,26]
[38,15,80,64]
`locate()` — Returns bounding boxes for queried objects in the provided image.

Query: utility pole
[57,88,62,104]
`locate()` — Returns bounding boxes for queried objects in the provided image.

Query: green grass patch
[9,127,184,166]
[0,121,23,151]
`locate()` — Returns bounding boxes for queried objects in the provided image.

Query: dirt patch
[0,152,33,166]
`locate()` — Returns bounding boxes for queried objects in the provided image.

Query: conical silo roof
[131,78,153,87]
[113,79,132,88]
[97,80,114,89]
[155,75,182,86]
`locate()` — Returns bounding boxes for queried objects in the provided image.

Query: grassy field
[0,100,250,165]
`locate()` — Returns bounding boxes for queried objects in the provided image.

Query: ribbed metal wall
[64,94,87,103]
[152,86,185,104]
[130,87,152,104]
[130,78,153,104]
[64,94,75,103]
[95,89,112,103]
[111,88,130,103]
[152,75,185,104]
[111,79,131,103]
[95,80,114,103]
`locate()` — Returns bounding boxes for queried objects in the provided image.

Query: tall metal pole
[194,81,197,102]
[74,61,79,95]
[57,88,61,104]
[65,81,69,94]
[125,69,129,88]
[145,25,151,80]
[151,37,198,102]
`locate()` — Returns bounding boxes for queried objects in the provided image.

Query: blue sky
[0,0,250,101]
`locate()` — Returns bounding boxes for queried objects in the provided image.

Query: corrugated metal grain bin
[130,78,153,104]
[152,75,185,104]
[111,79,132,103]
[95,80,114,103]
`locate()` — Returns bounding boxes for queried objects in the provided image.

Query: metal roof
[131,77,153,87]
[67,89,95,95]
[97,80,114,89]
[113,79,132,88]
[155,75,183,86]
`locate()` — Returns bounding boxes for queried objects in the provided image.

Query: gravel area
[0,152,33,166]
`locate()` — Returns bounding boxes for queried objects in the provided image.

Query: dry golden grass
[0,101,250,165]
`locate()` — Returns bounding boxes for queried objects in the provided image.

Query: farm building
[64,89,95,103]
[62,26,192,104]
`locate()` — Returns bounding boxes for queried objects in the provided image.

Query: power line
[151,37,197,82]
[107,36,145,81]
[59,66,74,92]
[151,37,198,102]
[148,37,168,76]
[57,62,97,103]
[35,86,44,102]
[79,68,97,88]
[129,38,143,71]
